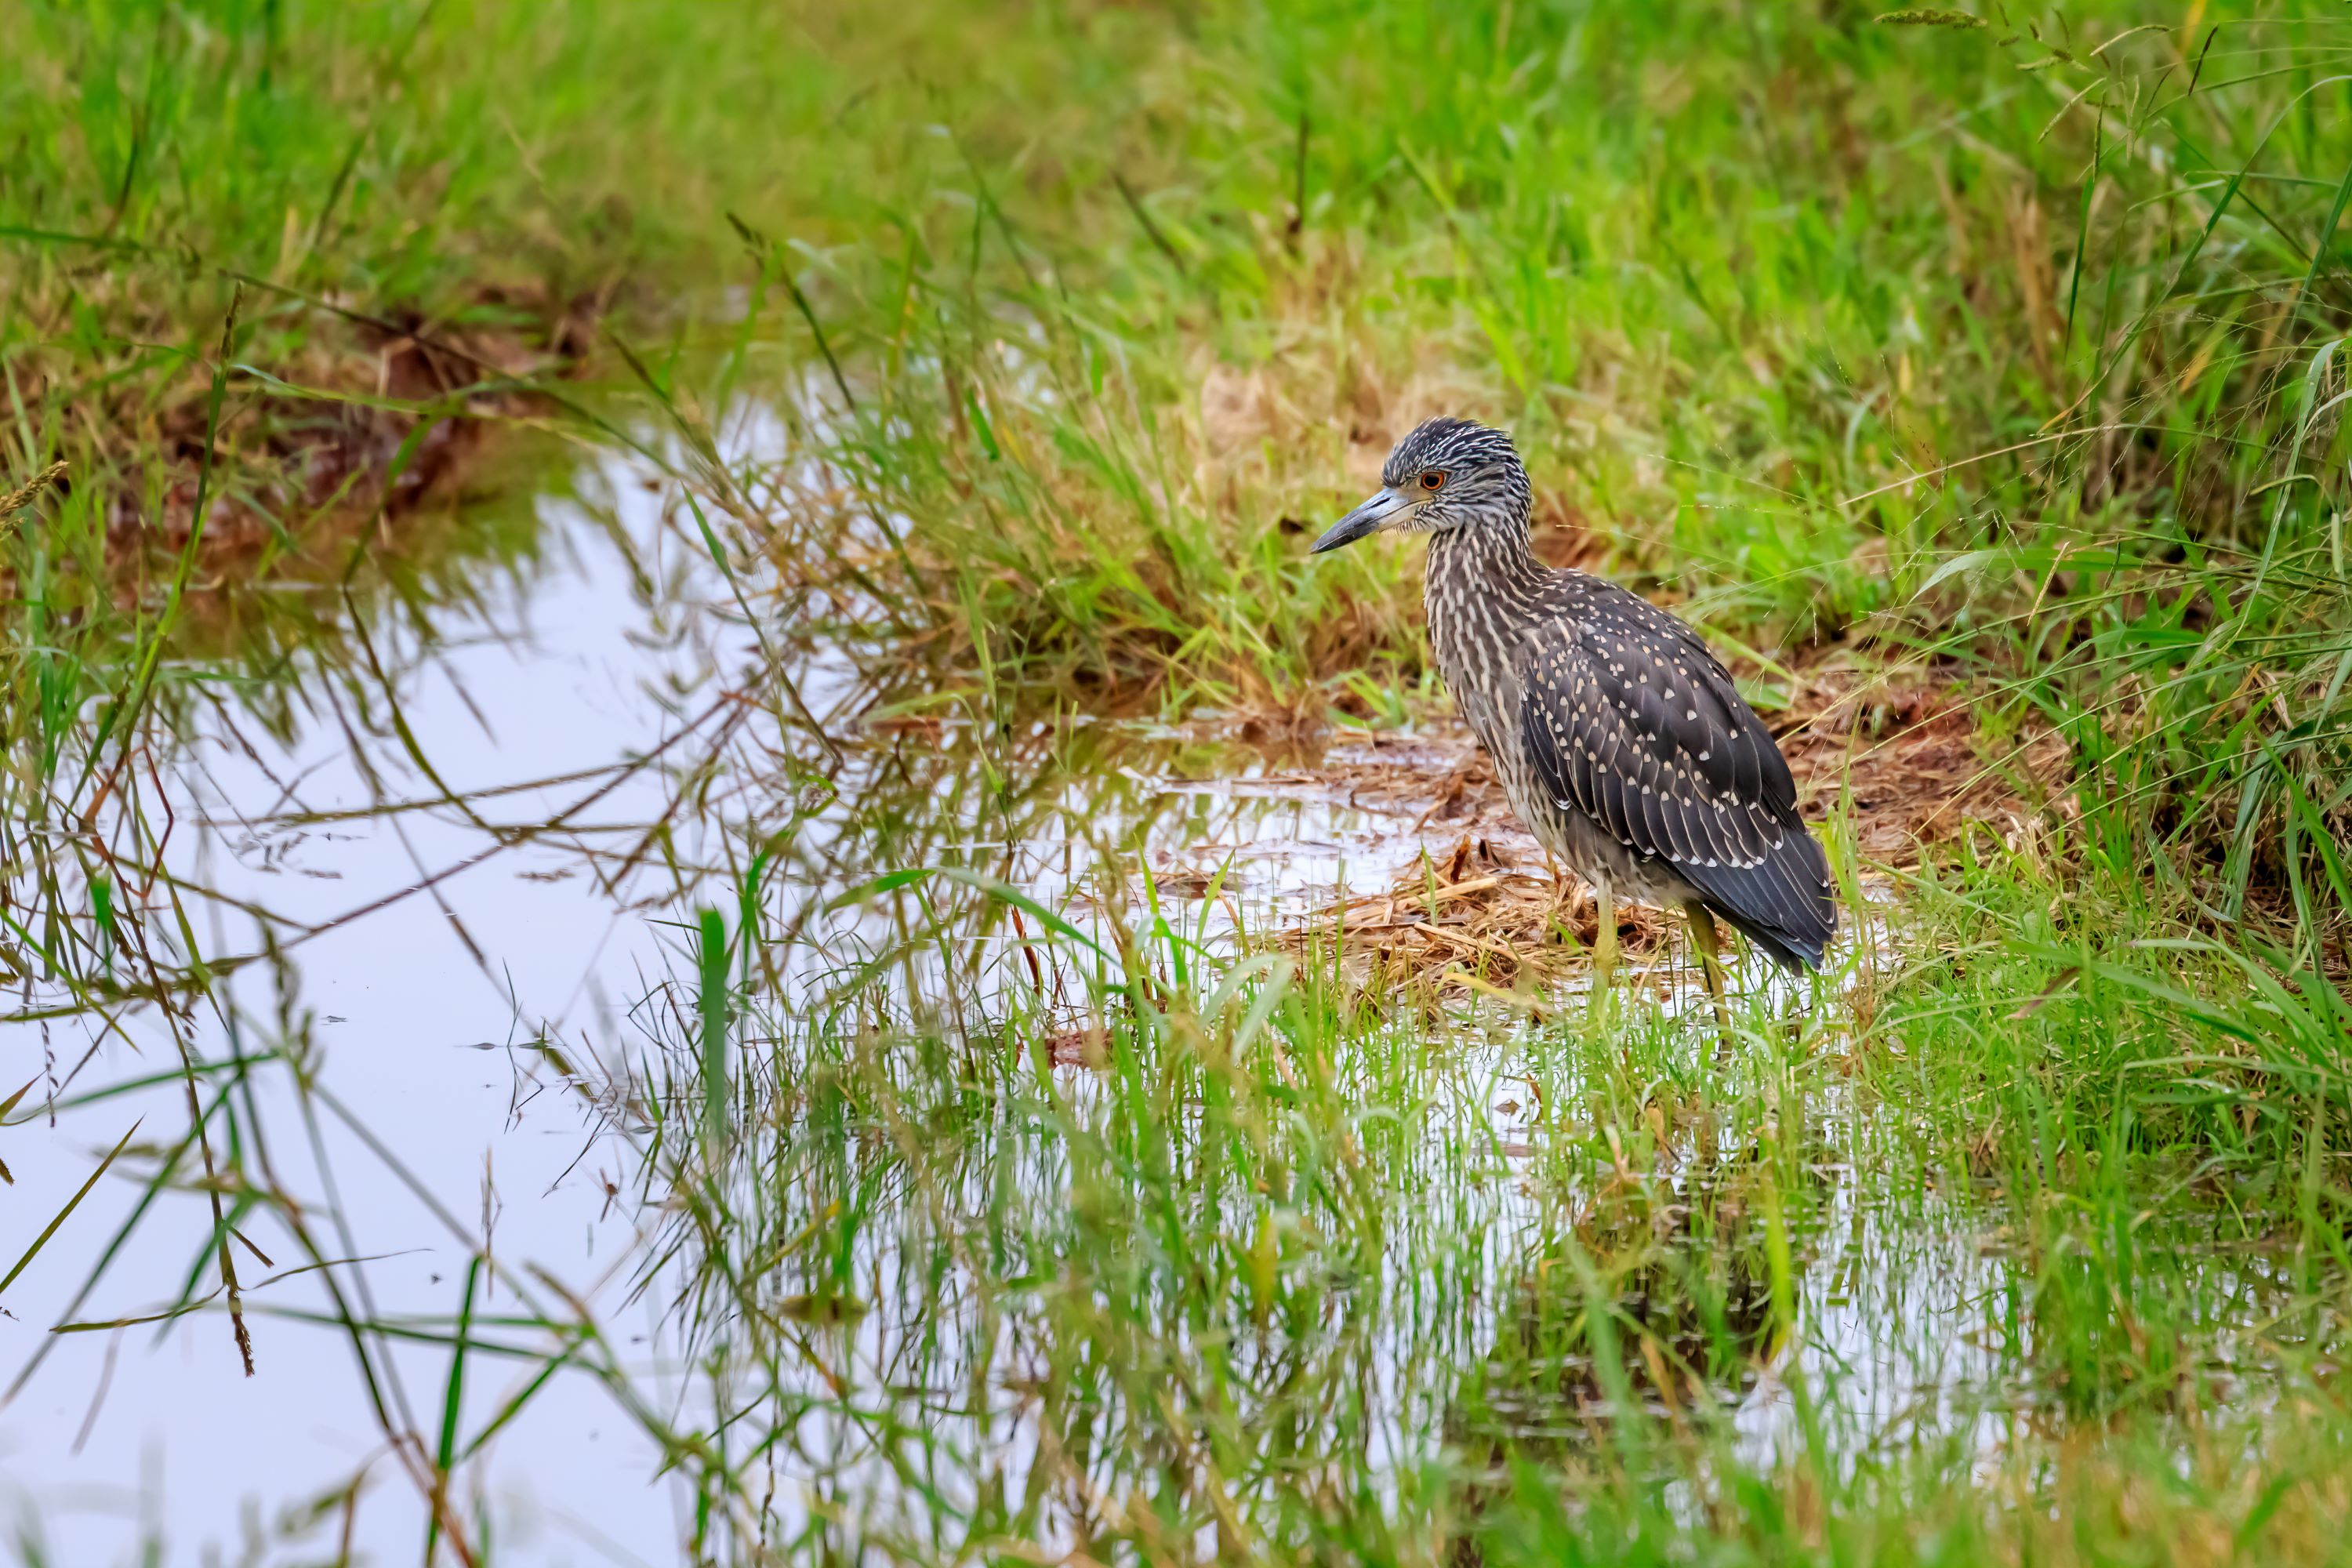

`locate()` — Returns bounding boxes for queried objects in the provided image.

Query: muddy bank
[31,281,611,576]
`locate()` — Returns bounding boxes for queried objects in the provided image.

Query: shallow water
[0,429,1515,1561]
[0,423,2299,1562]
[2,453,751,1560]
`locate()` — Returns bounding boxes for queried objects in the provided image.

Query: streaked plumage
[1313,417,1835,972]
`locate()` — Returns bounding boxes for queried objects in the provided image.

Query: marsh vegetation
[4,2,2352,1563]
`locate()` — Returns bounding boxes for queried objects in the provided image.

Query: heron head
[1311,417,1530,554]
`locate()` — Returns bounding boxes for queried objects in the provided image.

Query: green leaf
[0,1119,142,1299]
[424,1255,483,1566]
[698,907,731,1145]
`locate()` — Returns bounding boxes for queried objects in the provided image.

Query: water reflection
[1454,1142,1817,1447]
[0,420,1486,1561]
[0,409,2328,1566]
[3,436,766,1563]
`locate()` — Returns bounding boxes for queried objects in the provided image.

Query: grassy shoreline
[6,1,2352,1563]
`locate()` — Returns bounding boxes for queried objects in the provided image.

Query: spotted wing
[1516,587,1836,970]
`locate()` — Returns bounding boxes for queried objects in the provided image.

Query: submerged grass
[5,0,2352,1563]
[600,782,2352,1563]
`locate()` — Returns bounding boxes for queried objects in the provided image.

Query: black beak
[1310,489,1410,553]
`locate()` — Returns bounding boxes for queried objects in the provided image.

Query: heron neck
[1425,514,1545,599]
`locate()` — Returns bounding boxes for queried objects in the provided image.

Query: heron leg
[1587,876,1617,1029]
[1685,898,1733,1038]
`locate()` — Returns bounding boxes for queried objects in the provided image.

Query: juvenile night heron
[1312,417,1836,1008]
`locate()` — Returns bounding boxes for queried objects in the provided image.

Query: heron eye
[1419,470,1445,491]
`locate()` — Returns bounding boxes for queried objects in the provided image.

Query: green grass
[5,0,2352,1563]
[601,752,2352,1563]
